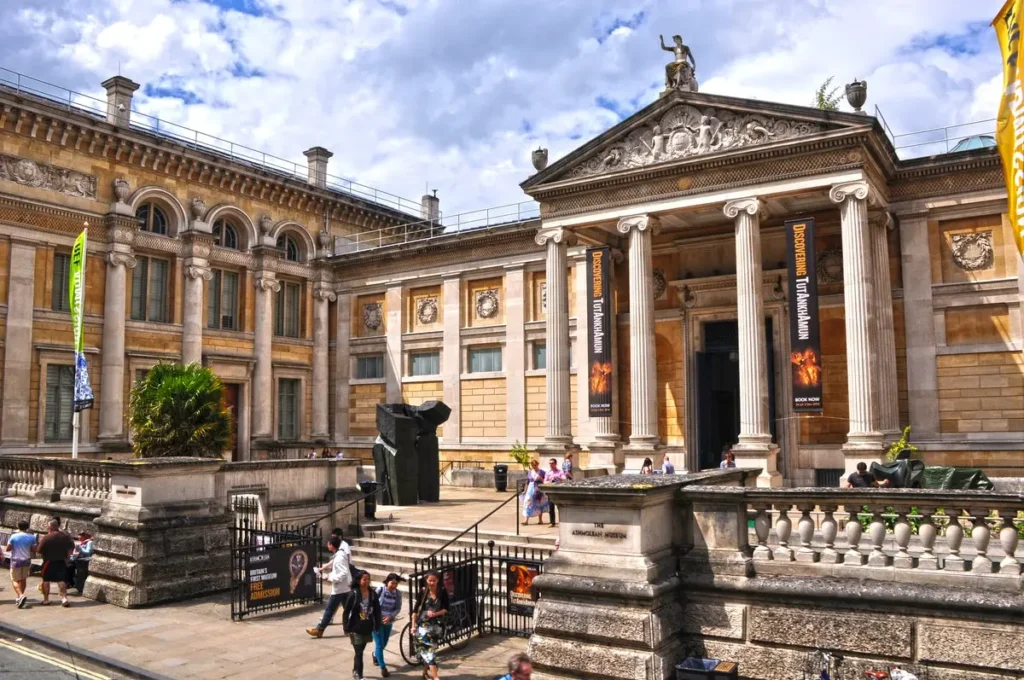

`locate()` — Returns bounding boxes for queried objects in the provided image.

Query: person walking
[343,570,382,680]
[497,652,533,680]
[8,520,36,608]
[544,458,566,527]
[411,570,449,680]
[37,518,74,607]
[520,460,549,526]
[306,535,352,638]
[371,572,403,677]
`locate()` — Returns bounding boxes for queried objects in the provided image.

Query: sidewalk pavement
[2,578,525,679]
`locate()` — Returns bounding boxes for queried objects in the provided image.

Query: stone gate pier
[531,472,1024,680]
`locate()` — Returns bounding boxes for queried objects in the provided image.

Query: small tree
[509,440,531,470]
[813,76,843,111]
[129,363,233,458]
[884,425,919,462]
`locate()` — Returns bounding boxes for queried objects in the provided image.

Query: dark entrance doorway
[222,383,240,461]
[696,319,776,471]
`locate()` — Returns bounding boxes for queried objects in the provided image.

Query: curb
[0,619,173,680]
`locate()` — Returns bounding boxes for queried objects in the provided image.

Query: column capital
[185,264,213,281]
[313,287,337,302]
[106,251,136,269]
[254,275,281,292]
[829,181,881,207]
[616,214,660,236]
[535,227,576,247]
[723,197,767,220]
[869,210,895,231]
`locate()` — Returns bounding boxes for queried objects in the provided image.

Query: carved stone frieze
[816,248,844,285]
[568,104,824,179]
[417,296,439,324]
[950,232,994,271]
[0,154,98,199]
[475,289,500,319]
[363,302,383,331]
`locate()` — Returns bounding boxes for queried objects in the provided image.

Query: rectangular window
[52,252,71,312]
[410,351,440,377]
[277,378,299,440]
[274,281,301,338]
[355,355,384,380]
[131,256,169,322]
[207,270,239,330]
[44,364,74,442]
[135,369,149,385]
[533,342,546,370]
[468,346,502,373]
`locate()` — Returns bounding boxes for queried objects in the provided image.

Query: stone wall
[461,377,507,439]
[938,351,1024,435]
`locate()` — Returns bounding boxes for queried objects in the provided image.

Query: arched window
[136,202,168,235]
[277,234,300,262]
[213,219,239,250]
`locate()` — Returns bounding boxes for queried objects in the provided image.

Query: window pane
[221,271,238,330]
[135,205,150,231]
[131,257,148,321]
[274,287,285,336]
[277,378,298,440]
[533,343,546,370]
[45,364,74,442]
[208,270,222,329]
[147,259,168,322]
[411,352,440,377]
[150,206,168,235]
[469,347,502,373]
[284,283,300,337]
[52,253,71,312]
[356,355,384,379]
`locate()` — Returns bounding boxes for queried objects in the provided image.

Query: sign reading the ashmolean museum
[785,218,823,411]
[586,246,613,417]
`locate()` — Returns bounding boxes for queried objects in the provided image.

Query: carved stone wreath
[417,296,438,324]
[950,232,994,271]
[476,289,500,319]
[362,302,383,332]
[653,268,667,299]
[816,248,844,285]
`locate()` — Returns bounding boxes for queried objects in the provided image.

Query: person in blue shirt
[8,520,36,608]
[372,572,404,677]
[662,455,676,475]
[497,652,532,680]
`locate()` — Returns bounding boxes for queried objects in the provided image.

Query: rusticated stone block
[534,599,683,647]
[918,623,1024,672]
[680,601,745,640]
[748,605,911,659]
[529,632,681,680]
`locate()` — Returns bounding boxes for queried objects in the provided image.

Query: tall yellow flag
[994,0,1024,258]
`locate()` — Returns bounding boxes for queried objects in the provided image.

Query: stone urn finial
[259,214,273,236]
[318,229,331,250]
[845,79,867,113]
[532,147,549,172]
[113,177,130,204]
[189,197,207,221]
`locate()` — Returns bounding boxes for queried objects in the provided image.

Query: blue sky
[0,0,1004,215]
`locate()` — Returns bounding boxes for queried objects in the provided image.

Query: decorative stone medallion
[476,289,499,319]
[816,248,844,285]
[362,302,383,332]
[0,154,97,199]
[653,268,667,299]
[950,232,994,271]
[417,296,438,324]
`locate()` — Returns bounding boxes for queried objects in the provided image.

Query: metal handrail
[423,489,523,565]
[0,65,420,215]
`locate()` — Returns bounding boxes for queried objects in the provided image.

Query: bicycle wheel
[400,622,421,666]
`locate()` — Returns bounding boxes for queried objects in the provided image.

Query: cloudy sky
[0,0,1004,217]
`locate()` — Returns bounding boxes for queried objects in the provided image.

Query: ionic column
[312,287,335,438]
[334,291,352,441]
[830,181,884,465]
[616,215,659,465]
[870,213,899,437]
[724,198,780,487]
[1,240,38,444]
[252,272,280,438]
[182,262,211,365]
[536,227,574,451]
[98,222,136,442]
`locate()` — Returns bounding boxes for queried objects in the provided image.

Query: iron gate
[230,518,322,620]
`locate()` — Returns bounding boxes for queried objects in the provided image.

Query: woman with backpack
[342,570,382,680]
[411,570,449,680]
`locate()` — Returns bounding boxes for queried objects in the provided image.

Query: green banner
[69,229,94,412]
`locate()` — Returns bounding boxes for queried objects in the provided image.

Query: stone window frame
[272,366,309,442]
[353,353,386,382]
[36,347,96,446]
[274,277,305,339]
[51,250,71,313]
[464,344,505,378]
[207,267,242,332]
[408,349,442,378]
[129,253,174,324]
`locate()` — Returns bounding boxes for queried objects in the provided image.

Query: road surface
[0,636,116,679]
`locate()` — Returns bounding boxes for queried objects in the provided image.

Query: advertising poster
[506,559,542,617]
[785,218,823,412]
[586,246,613,417]
[245,543,316,608]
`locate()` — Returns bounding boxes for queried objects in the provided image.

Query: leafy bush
[129,363,233,458]
[884,426,919,462]
[509,440,532,471]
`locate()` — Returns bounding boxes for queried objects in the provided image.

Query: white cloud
[0,0,1004,216]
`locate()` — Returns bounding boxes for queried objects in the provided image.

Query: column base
[537,438,578,457]
[622,439,661,473]
[842,432,885,475]
[732,438,781,488]
[586,440,621,472]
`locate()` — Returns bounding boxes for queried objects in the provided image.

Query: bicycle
[399,597,481,665]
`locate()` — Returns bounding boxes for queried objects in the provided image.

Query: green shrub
[509,440,531,471]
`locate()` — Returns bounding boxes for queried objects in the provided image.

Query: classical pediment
[524,92,873,190]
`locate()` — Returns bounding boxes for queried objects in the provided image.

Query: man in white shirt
[305,533,352,638]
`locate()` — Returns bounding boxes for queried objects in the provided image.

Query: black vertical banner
[586,247,613,418]
[785,218,823,412]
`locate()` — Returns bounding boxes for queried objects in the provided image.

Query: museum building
[0,67,1020,486]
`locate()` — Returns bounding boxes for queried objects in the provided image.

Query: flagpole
[72,412,79,460]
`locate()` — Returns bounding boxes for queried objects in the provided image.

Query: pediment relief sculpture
[568,104,824,179]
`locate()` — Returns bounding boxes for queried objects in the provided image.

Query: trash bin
[675,657,738,680]
[360,481,378,519]
[494,464,509,492]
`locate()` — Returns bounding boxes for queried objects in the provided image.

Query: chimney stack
[101,76,140,127]
[303,146,333,189]
[421,190,440,223]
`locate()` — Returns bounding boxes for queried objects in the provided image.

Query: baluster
[752,503,772,561]
[819,505,839,564]
[773,504,794,562]
[998,510,1020,577]
[970,509,992,574]
[87,467,97,498]
[893,507,912,569]
[944,510,966,571]
[867,506,888,567]
[796,503,818,563]
[917,506,938,570]
[844,508,865,566]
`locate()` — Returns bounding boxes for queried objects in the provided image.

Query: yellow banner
[994,0,1024,258]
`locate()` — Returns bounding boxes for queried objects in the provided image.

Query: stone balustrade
[59,461,113,503]
[0,458,44,497]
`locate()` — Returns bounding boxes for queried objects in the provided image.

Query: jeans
[372,622,394,667]
[316,592,348,630]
